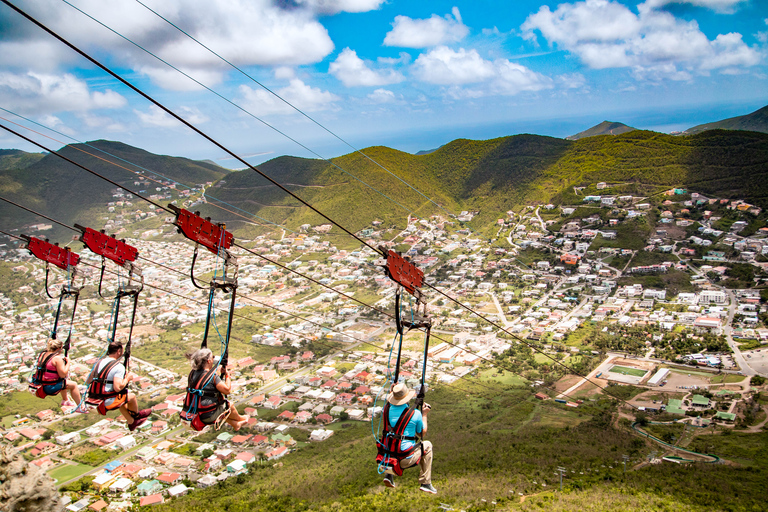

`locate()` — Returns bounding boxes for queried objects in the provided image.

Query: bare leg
[225,408,247,430]
[66,380,81,403]
[118,393,139,423]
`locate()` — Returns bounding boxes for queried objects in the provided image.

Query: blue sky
[0,0,766,167]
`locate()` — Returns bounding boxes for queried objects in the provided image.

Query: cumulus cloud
[0,0,335,84]
[367,88,397,103]
[135,105,178,127]
[329,48,404,87]
[521,0,761,79]
[412,46,552,96]
[0,72,126,116]
[384,7,469,48]
[239,79,339,115]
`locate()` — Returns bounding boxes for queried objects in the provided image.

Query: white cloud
[239,79,339,115]
[640,0,748,14]
[412,47,495,85]
[329,48,404,87]
[0,0,335,83]
[412,47,552,96]
[135,105,178,127]
[0,72,125,115]
[367,88,397,103]
[384,7,469,48]
[293,0,385,14]
[522,0,761,79]
[135,104,209,129]
[138,66,227,92]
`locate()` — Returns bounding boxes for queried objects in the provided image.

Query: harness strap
[33,352,60,384]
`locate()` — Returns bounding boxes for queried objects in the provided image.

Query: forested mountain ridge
[566,121,636,140]
[0,140,228,240]
[206,129,768,231]
[2,129,767,239]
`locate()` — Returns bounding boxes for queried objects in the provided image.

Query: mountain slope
[566,121,636,140]
[204,130,768,232]
[685,105,768,135]
[0,140,228,239]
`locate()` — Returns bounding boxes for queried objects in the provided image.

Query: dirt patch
[115,324,165,338]
[554,375,582,392]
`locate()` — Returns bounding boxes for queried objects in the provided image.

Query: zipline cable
[133,0,457,221]
[0,125,619,408]
[0,226,511,404]
[58,0,418,221]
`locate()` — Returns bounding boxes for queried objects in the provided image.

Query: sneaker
[383,474,395,488]
[419,483,437,494]
[61,400,75,407]
[128,416,148,431]
[128,409,151,431]
[73,404,90,414]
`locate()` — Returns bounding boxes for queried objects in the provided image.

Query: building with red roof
[157,472,182,485]
[277,410,295,421]
[140,494,164,506]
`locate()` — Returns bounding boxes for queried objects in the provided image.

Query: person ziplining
[30,338,83,410]
[171,207,242,432]
[22,235,87,412]
[374,248,437,494]
[85,340,151,431]
[75,225,149,429]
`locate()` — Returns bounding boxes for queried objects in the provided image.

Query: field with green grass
[48,463,94,483]
[609,366,647,378]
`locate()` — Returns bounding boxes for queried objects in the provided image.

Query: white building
[699,290,727,304]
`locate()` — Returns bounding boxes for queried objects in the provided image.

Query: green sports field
[609,365,647,377]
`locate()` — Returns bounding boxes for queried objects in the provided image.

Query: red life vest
[29,351,64,398]
[375,402,422,476]
[85,358,128,414]
[180,367,223,431]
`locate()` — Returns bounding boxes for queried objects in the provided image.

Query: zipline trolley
[169,206,238,431]
[23,235,82,398]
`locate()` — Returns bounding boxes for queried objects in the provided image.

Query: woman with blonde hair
[31,338,83,410]
[183,348,246,430]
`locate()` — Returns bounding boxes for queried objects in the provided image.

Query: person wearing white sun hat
[382,381,436,494]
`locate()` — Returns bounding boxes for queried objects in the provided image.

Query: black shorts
[200,400,230,425]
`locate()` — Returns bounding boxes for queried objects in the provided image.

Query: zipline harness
[22,235,81,398]
[170,206,238,431]
[375,246,432,475]
[75,225,143,415]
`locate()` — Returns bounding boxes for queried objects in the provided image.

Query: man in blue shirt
[382,382,436,494]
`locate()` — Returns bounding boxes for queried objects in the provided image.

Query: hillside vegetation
[685,105,768,135]
[2,131,767,239]
[152,380,768,512]
[0,140,228,240]
[206,129,768,232]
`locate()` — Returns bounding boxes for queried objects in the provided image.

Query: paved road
[721,288,757,376]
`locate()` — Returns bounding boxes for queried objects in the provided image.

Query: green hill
[566,121,636,140]
[148,381,768,512]
[0,140,228,240]
[685,105,768,135]
[2,130,768,241]
[204,130,768,232]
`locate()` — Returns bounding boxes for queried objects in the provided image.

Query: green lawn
[49,463,94,484]
[609,365,647,377]
[710,374,748,384]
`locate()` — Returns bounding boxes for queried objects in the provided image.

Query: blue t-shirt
[387,403,423,450]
